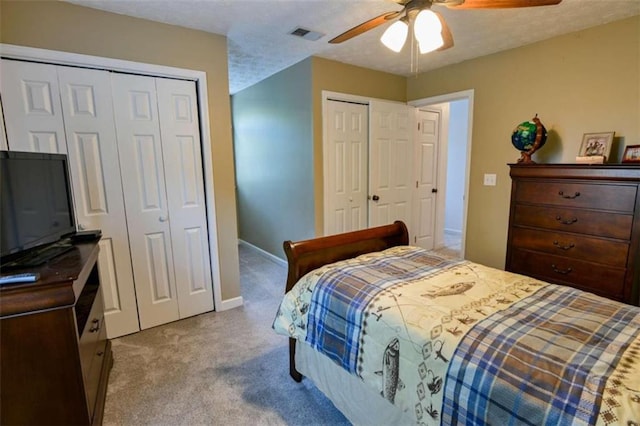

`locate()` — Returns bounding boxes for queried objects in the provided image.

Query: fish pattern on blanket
[273,246,548,423]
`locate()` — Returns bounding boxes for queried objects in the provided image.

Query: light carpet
[103,243,349,425]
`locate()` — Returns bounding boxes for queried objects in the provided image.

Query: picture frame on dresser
[578,132,614,159]
[622,145,640,163]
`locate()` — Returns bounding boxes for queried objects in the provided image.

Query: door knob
[432,188,438,193]
[159,216,168,222]
[371,195,380,201]
[78,223,86,230]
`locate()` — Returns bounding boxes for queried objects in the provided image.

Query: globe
[511,116,547,163]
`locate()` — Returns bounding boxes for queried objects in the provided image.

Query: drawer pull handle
[555,215,578,225]
[89,318,100,333]
[558,191,580,199]
[553,241,575,250]
[551,264,573,275]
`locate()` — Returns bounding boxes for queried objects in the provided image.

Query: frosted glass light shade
[381,20,408,52]
[414,9,444,54]
[418,32,444,53]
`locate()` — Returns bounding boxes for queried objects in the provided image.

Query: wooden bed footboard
[282,220,409,382]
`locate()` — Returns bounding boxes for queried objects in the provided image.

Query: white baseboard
[217,296,244,311]
[238,239,287,267]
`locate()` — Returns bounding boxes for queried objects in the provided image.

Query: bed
[272,221,640,425]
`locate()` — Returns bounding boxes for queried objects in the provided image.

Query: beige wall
[311,57,407,234]
[407,16,640,269]
[0,0,241,300]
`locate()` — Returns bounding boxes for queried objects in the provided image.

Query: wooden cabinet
[0,241,113,425]
[506,164,640,306]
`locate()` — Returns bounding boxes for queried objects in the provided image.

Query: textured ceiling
[64,0,640,94]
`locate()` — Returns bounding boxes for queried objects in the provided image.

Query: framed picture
[622,145,640,163]
[578,132,614,159]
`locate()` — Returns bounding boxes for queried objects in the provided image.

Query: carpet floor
[103,243,349,425]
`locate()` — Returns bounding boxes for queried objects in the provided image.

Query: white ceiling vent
[289,27,325,41]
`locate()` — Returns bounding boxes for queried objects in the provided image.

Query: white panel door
[57,66,140,338]
[412,109,440,249]
[112,73,179,330]
[324,100,368,235]
[369,100,414,230]
[156,78,214,318]
[0,60,67,153]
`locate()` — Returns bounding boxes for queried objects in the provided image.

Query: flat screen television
[1,150,77,266]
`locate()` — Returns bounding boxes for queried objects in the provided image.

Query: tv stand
[0,240,112,425]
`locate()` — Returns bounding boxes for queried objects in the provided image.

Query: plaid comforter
[273,246,640,425]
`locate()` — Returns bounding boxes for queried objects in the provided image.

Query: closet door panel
[369,100,414,230]
[112,73,179,330]
[156,78,214,318]
[57,66,140,338]
[0,60,67,153]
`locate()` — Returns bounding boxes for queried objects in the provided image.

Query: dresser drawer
[79,289,104,380]
[515,181,637,212]
[513,204,633,240]
[510,227,629,267]
[85,324,107,419]
[508,248,626,300]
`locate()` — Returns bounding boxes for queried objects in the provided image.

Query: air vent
[289,27,325,41]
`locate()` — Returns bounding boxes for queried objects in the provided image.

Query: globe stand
[517,151,536,164]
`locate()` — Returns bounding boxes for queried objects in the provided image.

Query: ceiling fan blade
[448,0,561,9]
[329,11,403,44]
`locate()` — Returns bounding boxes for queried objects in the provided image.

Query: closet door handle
[159,216,168,222]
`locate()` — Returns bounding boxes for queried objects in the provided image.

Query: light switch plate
[484,173,497,186]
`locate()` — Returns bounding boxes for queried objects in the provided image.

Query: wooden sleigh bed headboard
[282,220,409,381]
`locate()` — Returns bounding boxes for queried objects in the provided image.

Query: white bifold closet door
[369,100,414,230]
[0,59,214,335]
[0,61,67,154]
[111,73,213,330]
[0,60,139,337]
[324,100,368,235]
[155,78,213,319]
[57,67,140,336]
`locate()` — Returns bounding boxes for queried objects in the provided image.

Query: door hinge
[416,181,419,188]
[414,236,417,243]
[417,122,421,131]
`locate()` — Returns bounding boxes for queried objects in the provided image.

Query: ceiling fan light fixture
[414,9,444,54]
[380,20,408,52]
[418,32,444,53]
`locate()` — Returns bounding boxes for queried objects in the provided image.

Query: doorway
[322,89,473,258]
[410,90,474,258]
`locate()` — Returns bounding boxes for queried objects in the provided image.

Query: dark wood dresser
[506,164,640,306]
[0,241,113,425]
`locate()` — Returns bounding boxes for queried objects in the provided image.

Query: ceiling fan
[329,0,563,54]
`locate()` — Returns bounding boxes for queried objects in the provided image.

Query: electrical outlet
[483,173,497,186]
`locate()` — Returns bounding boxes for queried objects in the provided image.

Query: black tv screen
[1,151,76,262]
